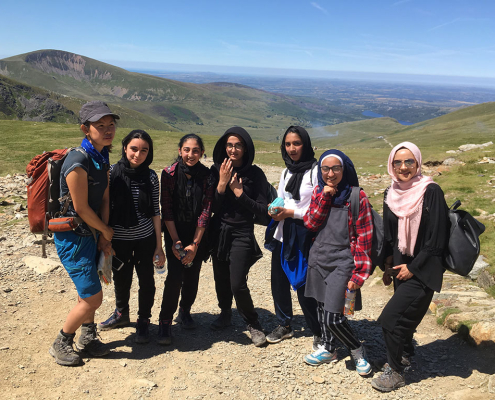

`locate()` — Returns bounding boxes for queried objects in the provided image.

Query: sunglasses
[321,165,343,173]
[226,143,243,150]
[393,159,416,168]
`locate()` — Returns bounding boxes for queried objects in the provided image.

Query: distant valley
[3,49,495,142]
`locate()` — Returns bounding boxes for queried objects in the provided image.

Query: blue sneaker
[303,345,338,366]
[351,346,372,376]
[98,309,130,331]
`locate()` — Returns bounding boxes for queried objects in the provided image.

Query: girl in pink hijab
[371,142,449,393]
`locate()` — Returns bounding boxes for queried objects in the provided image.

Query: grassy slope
[0,74,177,131]
[0,50,355,139]
[1,99,494,267]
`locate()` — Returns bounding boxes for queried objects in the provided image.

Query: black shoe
[157,320,172,345]
[266,325,294,344]
[247,321,267,347]
[49,331,80,366]
[210,309,232,331]
[176,307,197,330]
[135,318,150,344]
[98,309,130,331]
[76,323,110,357]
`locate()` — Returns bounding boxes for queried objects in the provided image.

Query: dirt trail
[1,166,494,400]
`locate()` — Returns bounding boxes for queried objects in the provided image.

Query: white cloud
[311,2,328,15]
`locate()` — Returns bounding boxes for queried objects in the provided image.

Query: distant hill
[312,102,495,151]
[0,50,362,138]
[0,74,178,131]
[0,74,77,123]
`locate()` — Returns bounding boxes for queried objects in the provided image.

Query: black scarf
[109,151,154,229]
[174,158,210,223]
[281,126,316,200]
[212,126,257,184]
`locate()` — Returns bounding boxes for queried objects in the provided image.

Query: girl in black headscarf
[209,127,270,347]
[99,130,165,344]
[265,126,322,349]
[157,134,215,345]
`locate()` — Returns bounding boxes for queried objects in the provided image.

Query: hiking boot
[157,320,172,345]
[380,356,412,372]
[303,345,338,366]
[247,321,267,347]
[371,365,406,392]
[135,318,150,344]
[210,309,232,331]
[266,325,294,344]
[49,330,80,366]
[176,307,197,330]
[98,309,130,331]
[350,345,372,376]
[76,323,110,357]
[312,335,322,351]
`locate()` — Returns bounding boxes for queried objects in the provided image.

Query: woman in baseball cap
[49,101,119,366]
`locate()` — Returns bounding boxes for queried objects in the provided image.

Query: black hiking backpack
[444,200,485,276]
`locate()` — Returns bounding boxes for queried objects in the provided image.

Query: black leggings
[212,229,259,325]
[159,244,203,321]
[271,241,320,335]
[112,235,156,320]
[378,276,434,371]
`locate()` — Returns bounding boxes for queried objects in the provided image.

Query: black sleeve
[210,166,225,214]
[382,187,394,260]
[407,184,449,277]
[236,167,269,217]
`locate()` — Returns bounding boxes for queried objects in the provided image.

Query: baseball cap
[79,101,120,124]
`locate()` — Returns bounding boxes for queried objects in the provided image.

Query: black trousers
[212,229,259,325]
[271,242,321,335]
[159,242,203,321]
[378,276,434,371]
[112,234,156,320]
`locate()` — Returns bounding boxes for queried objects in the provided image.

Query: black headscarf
[281,126,316,200]
[212,126,256,181]
[109,136,154,229]
[316,149,359,206]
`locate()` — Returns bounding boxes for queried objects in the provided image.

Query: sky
[1,0,494,80]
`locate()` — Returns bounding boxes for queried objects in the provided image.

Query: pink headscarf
[385,142,436,256]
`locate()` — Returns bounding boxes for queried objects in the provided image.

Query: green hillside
[312,102,495,158]
[0,50,362,139]
[0,74,179,131]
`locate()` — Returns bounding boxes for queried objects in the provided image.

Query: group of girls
[50,101,450,393]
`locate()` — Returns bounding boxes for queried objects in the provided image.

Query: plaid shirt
[303,187,373,287]
[161,162,214,228]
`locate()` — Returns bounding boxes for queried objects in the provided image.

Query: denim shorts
[54,231,101,299]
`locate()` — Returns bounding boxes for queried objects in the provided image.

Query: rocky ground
[1,165,495,400]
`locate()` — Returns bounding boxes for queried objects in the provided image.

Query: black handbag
[444,200,485,276]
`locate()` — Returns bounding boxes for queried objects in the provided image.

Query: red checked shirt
[303,187,373,287]
[161,162,214,228]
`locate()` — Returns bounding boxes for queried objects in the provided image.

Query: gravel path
[1,169,495,400]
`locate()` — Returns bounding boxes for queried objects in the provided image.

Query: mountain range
[0,50,358,139]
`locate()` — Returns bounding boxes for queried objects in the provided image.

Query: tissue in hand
[268,197,285,214]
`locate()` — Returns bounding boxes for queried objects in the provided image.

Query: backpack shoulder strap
[350,186,361,232]
[309,160,318,185]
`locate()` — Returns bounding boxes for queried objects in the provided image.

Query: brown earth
[1,167,495,400]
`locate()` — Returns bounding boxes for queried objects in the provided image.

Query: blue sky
[2,0,494,78]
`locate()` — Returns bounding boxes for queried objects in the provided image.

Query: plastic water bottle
[343,289,356,316]
[154,255,165,275]
[175,243,193,268]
